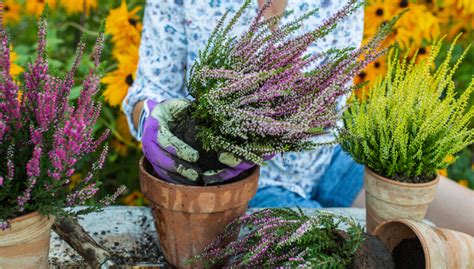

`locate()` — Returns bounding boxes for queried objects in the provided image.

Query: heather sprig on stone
[185,0,397,164]
[193,208,364,268]
[0,14,124,229]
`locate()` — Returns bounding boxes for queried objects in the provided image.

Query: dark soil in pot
[392,238,425,269]
[346,233,395,269]
[172,113,252,185]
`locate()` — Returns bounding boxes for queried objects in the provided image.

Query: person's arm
[123,0,187,139]
[352,177,474,235]
[425,176,474,235]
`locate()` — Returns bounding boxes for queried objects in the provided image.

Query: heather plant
[0,14,125,229]
[179,0,399,165]
[340,38,474,183]
[193,208,364,268]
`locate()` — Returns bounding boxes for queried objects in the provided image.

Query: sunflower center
[374,62,381,68]
[125,74,134,86]
[375,8,383,16]
[419,48,426,54]
[4,5,10,11]
[358,72,367,79]
[399,0,409,8]
[38,0,45,3]
[128,18,138,26]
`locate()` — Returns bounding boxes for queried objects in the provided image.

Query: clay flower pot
[374,219,474,269]
[0,212,55,269]
[139,157,260,268]
[364,167,439,234]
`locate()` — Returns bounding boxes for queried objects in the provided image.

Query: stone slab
[48,206,366,268]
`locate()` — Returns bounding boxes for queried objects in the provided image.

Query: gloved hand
[141,99,262,185]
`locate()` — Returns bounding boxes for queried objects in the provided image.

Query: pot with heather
[0,15,124,268]
[340,39,474,234]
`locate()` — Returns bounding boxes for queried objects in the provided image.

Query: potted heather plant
[193,208,396,268]
[340,38,474,234]
[0,15,124,268]
[138,0,398,267]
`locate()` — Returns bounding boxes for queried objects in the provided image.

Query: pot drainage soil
[348,234,395,269]
[392,238,425,269]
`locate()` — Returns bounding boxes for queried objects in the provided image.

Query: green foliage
[340,38,474,183]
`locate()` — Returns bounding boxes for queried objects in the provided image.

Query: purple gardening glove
[141,99,268,185]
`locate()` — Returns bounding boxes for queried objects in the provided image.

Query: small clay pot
[0,212,55,269]
[374,219,474,269]
[364,168,439,234]
[139,157,260,269]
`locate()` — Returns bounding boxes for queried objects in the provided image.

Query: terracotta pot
[0,212,55,269]
[139,157,260,269]
[374,219,474,269]
[364,167,439,234]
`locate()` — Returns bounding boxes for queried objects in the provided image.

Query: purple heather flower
[0,13,121,229]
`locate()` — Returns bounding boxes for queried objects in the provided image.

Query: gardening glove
[140,99,265,185]
[201,153,274,185]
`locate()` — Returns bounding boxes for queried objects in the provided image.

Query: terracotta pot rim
[9,211,42,224]
[366,167,440,188]
[139,156,259,191]
[374,219,431,268]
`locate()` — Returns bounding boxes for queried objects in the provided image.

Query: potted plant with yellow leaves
[340,38,474,234]
[137,0,397,267]
[0,15,124,268]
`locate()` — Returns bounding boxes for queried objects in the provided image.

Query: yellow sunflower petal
[3,0,21,24]
[25,0,56,16]
[59,0,97,15]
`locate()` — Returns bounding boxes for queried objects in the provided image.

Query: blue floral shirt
[124,0,364,198]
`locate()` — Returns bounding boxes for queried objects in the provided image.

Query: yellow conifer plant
[341,37,474,183]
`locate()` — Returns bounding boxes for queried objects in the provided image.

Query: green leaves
[341,40,474,183]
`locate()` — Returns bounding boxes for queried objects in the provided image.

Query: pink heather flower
[0,13,119,228]
[26,146,42,178]
[187,0,395,165]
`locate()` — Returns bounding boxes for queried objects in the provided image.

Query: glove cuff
[137,99,158,141]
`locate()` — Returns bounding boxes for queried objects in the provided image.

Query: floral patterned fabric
[123,0,364,198]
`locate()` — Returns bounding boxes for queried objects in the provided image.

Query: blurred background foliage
[2,0,473,207]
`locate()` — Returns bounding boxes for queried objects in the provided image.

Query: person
[123,0,474,235]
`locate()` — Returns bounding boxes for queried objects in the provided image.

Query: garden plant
[0,11,124,268]
[340,38,474,232]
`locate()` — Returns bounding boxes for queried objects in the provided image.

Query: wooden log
[52,217,117,268]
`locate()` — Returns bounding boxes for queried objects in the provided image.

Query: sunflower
[101,44,139,107]
[10,47,24,78]
[354,55,387,89]
[25,0,56,16]
[456,0,474,16]
[105,0,142,54]
[3,0,21,24]
[458,179,469,188]
[69,173,82,190]
[59,0,97,15]
[364,0,397,37]
[393,3,440,48]
[122,190,148,206]
[110,114,134,156]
